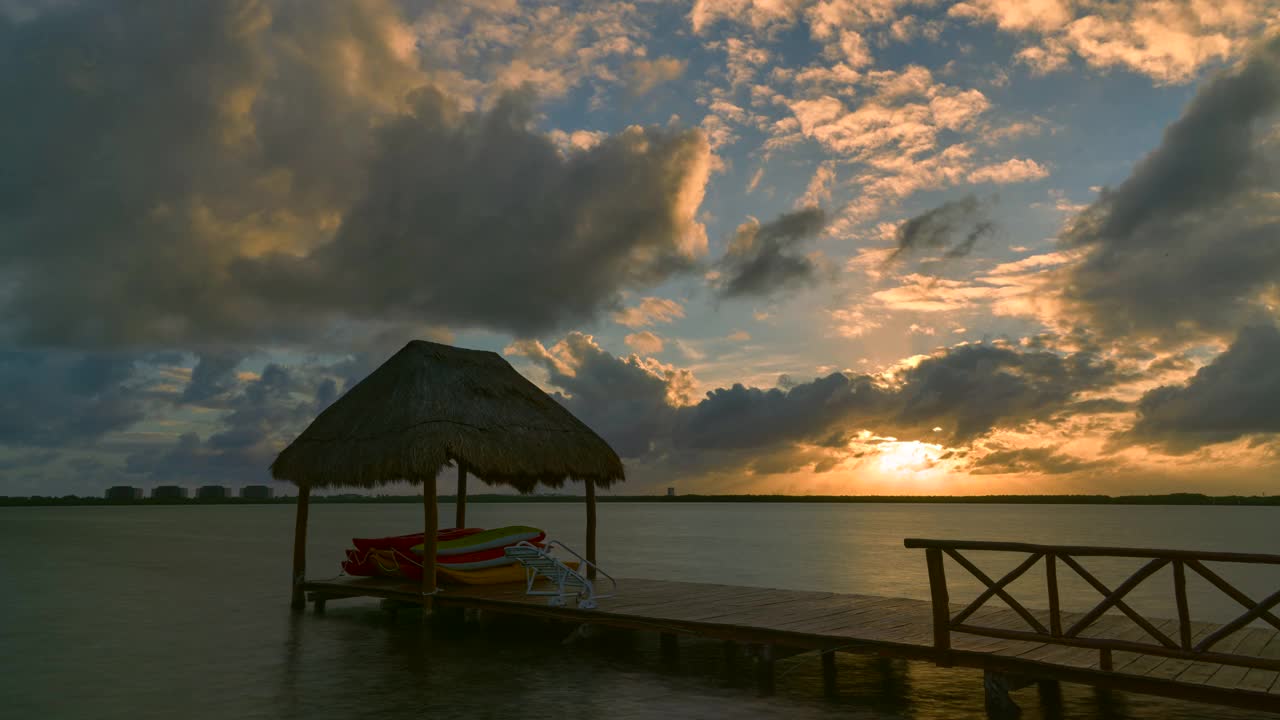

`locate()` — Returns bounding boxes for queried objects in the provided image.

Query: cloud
[952,0,1272,84]
[612,297,687,328]
[521,333,1120,479]
[691,0,806,35]
[716,207,829,299]
[948,0,1072,34]
[180,351,245,405]
[889,195,997,261]
[628,56,687,95]
[672,341,1119,465]
[828,307,882,337]
[624,331,665,354]
[243,90,712,339]
[800,162,837,206]
[784,68,991,159]
[0,1,712,349]
[507,333,694,458]
[547,128,608,154]
[0,351,146,447]
[967,158,1049,184]
[969,446,1111,475]
[127,361,337,483]
[1060,36,1280,343]
[773,62,1051,229]
[1128,324,1280,452]
[414,1,652,103]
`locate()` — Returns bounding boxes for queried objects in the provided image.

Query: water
[2,503,1276,719]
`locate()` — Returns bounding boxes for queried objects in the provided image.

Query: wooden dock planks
[302,575,1280,712]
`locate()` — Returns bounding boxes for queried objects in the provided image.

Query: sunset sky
[3,0,1280,496]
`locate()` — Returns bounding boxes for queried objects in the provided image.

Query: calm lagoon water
[2,502,1276,719]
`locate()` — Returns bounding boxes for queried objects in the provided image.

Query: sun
[875,440,946,474]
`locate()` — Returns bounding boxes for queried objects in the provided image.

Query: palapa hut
[272,340,625,609]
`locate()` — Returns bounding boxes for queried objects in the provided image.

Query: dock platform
[303,573,1280,714]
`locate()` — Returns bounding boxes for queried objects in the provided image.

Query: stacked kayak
[341,526,546,585]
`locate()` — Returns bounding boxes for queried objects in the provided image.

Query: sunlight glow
[875,440,946,474]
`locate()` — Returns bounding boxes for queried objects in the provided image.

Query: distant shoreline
[2,493,1276,507]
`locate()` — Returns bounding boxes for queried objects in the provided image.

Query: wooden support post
[755,644,775,697]
[314,597,326,615]
[660,632,679,664]
[455,462,467,530]
[1099,648,1113,671]
[585,479,598,581]
[821,649,838,699]
[422,476,438,608]
[722,641,739,687]
[290,485,310,611]
[925,548,951,658]
[983,671,1022,718]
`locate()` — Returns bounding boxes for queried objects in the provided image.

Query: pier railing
[904,539,1280,672]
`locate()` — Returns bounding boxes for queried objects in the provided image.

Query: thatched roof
[270,340,624,492]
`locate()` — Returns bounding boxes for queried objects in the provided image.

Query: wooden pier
[302,539,1280,716]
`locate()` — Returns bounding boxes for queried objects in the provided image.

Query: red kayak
[341,543,543,577]
[351,528,481,554]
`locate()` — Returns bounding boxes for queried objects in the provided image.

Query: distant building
[666,487,676,497]
[105,486,143,501]
[241,485,274,500]
[152,485,189,500]
[196,485,229,500]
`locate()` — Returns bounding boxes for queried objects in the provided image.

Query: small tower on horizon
[666,486,676,497]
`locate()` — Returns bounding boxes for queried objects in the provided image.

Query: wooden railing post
[925,547,951,654]
[903,537,1280,674]
[1173,560,1191,650]
[1046,552,1062,637]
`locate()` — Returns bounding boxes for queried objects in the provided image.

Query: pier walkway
[301,539,1280,715]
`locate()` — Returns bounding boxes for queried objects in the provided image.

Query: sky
[2,0,1280,497]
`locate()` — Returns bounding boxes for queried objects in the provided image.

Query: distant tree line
[1,492,1276,507]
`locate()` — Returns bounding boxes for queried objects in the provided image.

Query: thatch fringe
[270,340,624,492]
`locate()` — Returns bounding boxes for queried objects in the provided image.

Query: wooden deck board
[1205,627,1275,690]
[302,575,1280,712]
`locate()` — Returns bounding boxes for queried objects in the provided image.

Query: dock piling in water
[821,649,837,699]
[754,644,775,697]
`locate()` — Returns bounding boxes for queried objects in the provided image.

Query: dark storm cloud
[715,207,827,299]
[970,447,1112,475]
[240,89,709,336]
[0,351,145,447]
[508,333,693,458]
[522,335,1120,469]
[889,195,996,262]
[676,373,891,450]
[0,0,711,349]
[890,342,1117,442]
[127,361,335,483]
[1127,324,1280,452]
[1061,36,1280,342]
[180,352,245,405]
[1066,398,1131,414]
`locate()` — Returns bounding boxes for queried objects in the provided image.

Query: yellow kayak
[437,560,579,585]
